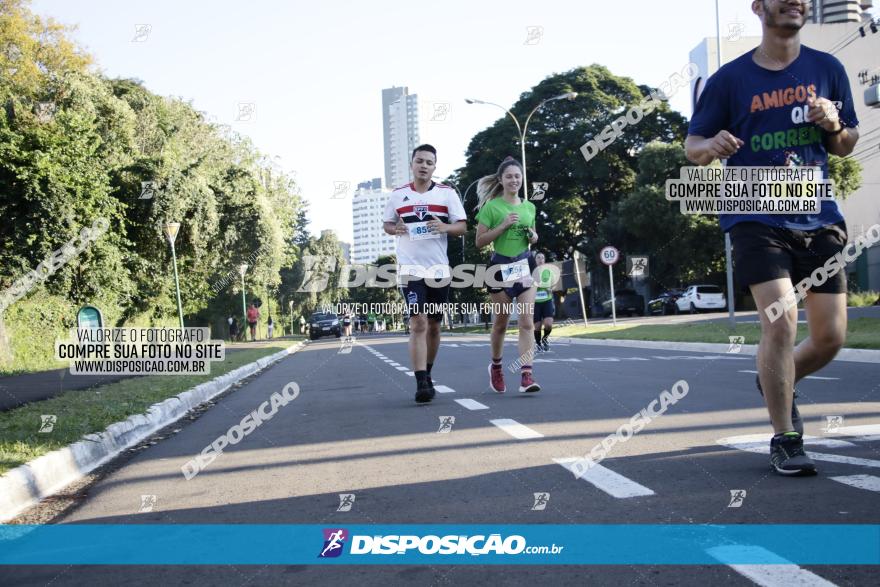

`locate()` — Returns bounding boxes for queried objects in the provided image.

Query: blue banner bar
[1,525,877,565]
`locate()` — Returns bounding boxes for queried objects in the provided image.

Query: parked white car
[675,285,726,313]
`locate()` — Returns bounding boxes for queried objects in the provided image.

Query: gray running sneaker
[769,432,816,476]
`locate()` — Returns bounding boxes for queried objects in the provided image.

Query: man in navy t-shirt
[686,0,860,477]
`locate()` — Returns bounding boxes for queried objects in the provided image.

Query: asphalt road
[5,334,879,586]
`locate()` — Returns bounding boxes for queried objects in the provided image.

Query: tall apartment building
[808,0,873,23]
[351,178,396,265]
[382,87,420,190]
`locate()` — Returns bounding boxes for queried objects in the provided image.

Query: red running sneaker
[519,371,541,393]
[488,364,506,393]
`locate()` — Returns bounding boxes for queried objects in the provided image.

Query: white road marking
[434,385,456,394]
[490,419,544,440]
[829,474,880,493]
[718,433,856,449]
[706,545,837,587]
[442,343,459,347]
[395,366,409,371]
[405,372,414,377]
[553,458,655,498]
[718,434,880,469]
[832,424,880,437]
[455,399,489,411]
[738,369,839,381]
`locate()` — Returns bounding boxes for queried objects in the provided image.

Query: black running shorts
[729,221,848,294]
[401,278,450,322]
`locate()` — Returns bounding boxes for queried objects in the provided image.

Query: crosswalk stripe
[829,474,880,493]
[434,385,456,394]
[455,399,489,411]
[490,419,544,440]
[553,458,655,498]
[718,435,880,469]
[706,546,837,587]
[395,366,408,371]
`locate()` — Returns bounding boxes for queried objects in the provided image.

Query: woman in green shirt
[475,157,541,394]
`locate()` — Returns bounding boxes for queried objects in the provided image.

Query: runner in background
[533,252,555,352]
[475,157,541,394]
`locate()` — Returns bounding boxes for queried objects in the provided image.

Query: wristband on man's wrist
[825,122,846,136]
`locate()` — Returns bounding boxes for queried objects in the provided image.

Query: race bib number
[408,222,440,241]
[500,259,530,284]
[535,289,551,302]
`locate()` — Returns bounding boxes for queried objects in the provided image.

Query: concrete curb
[443,331,880,363]
[0,341,305,523]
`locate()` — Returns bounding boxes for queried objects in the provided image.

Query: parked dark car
[648,289,685,315]
[309,312,341,340]
[602,289,645,317]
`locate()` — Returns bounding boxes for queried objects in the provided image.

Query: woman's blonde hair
[475,157,523,211]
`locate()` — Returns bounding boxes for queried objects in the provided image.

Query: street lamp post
[715,0,737,329]
[289,300,294,337]
[238,264,248,335]
[163,222,185,329]
[466,92,577,199]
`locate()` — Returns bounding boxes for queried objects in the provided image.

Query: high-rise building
[808,0,873,23]
[351,178,396,265]
[382,87,420,190]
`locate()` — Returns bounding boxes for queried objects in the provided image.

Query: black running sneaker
[769,432,817,476]
[756,375,803,436]
[542,340,550,352]
[415,380,434,404]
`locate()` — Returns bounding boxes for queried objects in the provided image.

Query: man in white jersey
[383,144,467,403]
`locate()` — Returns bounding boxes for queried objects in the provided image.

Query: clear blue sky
[32,0,764,242]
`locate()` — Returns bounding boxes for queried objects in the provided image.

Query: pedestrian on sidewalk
[247,303,260,341]
[267,316,274,339]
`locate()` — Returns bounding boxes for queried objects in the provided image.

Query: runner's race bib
[408,221,440,241]
[500,258,530,285]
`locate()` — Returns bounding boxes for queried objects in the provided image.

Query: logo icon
[524,25,544,45]
[430,102,450,122]
[235,102,256,123]
[531,492,550,510]
[331,181,350,200]
[35,102,56,123]
[319,528,348,558]
[823,415,843,434]
[39,415,57,433]
[140,181,157,200]
[414,205,429,221]
[297,255,338,293]
[726,22,745,42]
[337,494,355,512]
[132,24,152,42]
[628,256,648,278]
[139,494,158,512]
[530,182,548,201]
[437,416,455,433]
[727,336,745,354]
[728,489,746,508]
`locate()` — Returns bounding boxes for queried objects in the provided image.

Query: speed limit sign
[600,246,620,266]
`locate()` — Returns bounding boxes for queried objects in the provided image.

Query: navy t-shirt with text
[688,45,859,232]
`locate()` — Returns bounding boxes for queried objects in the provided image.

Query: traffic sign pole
[599,246,620,327]
[609,264,616,327]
